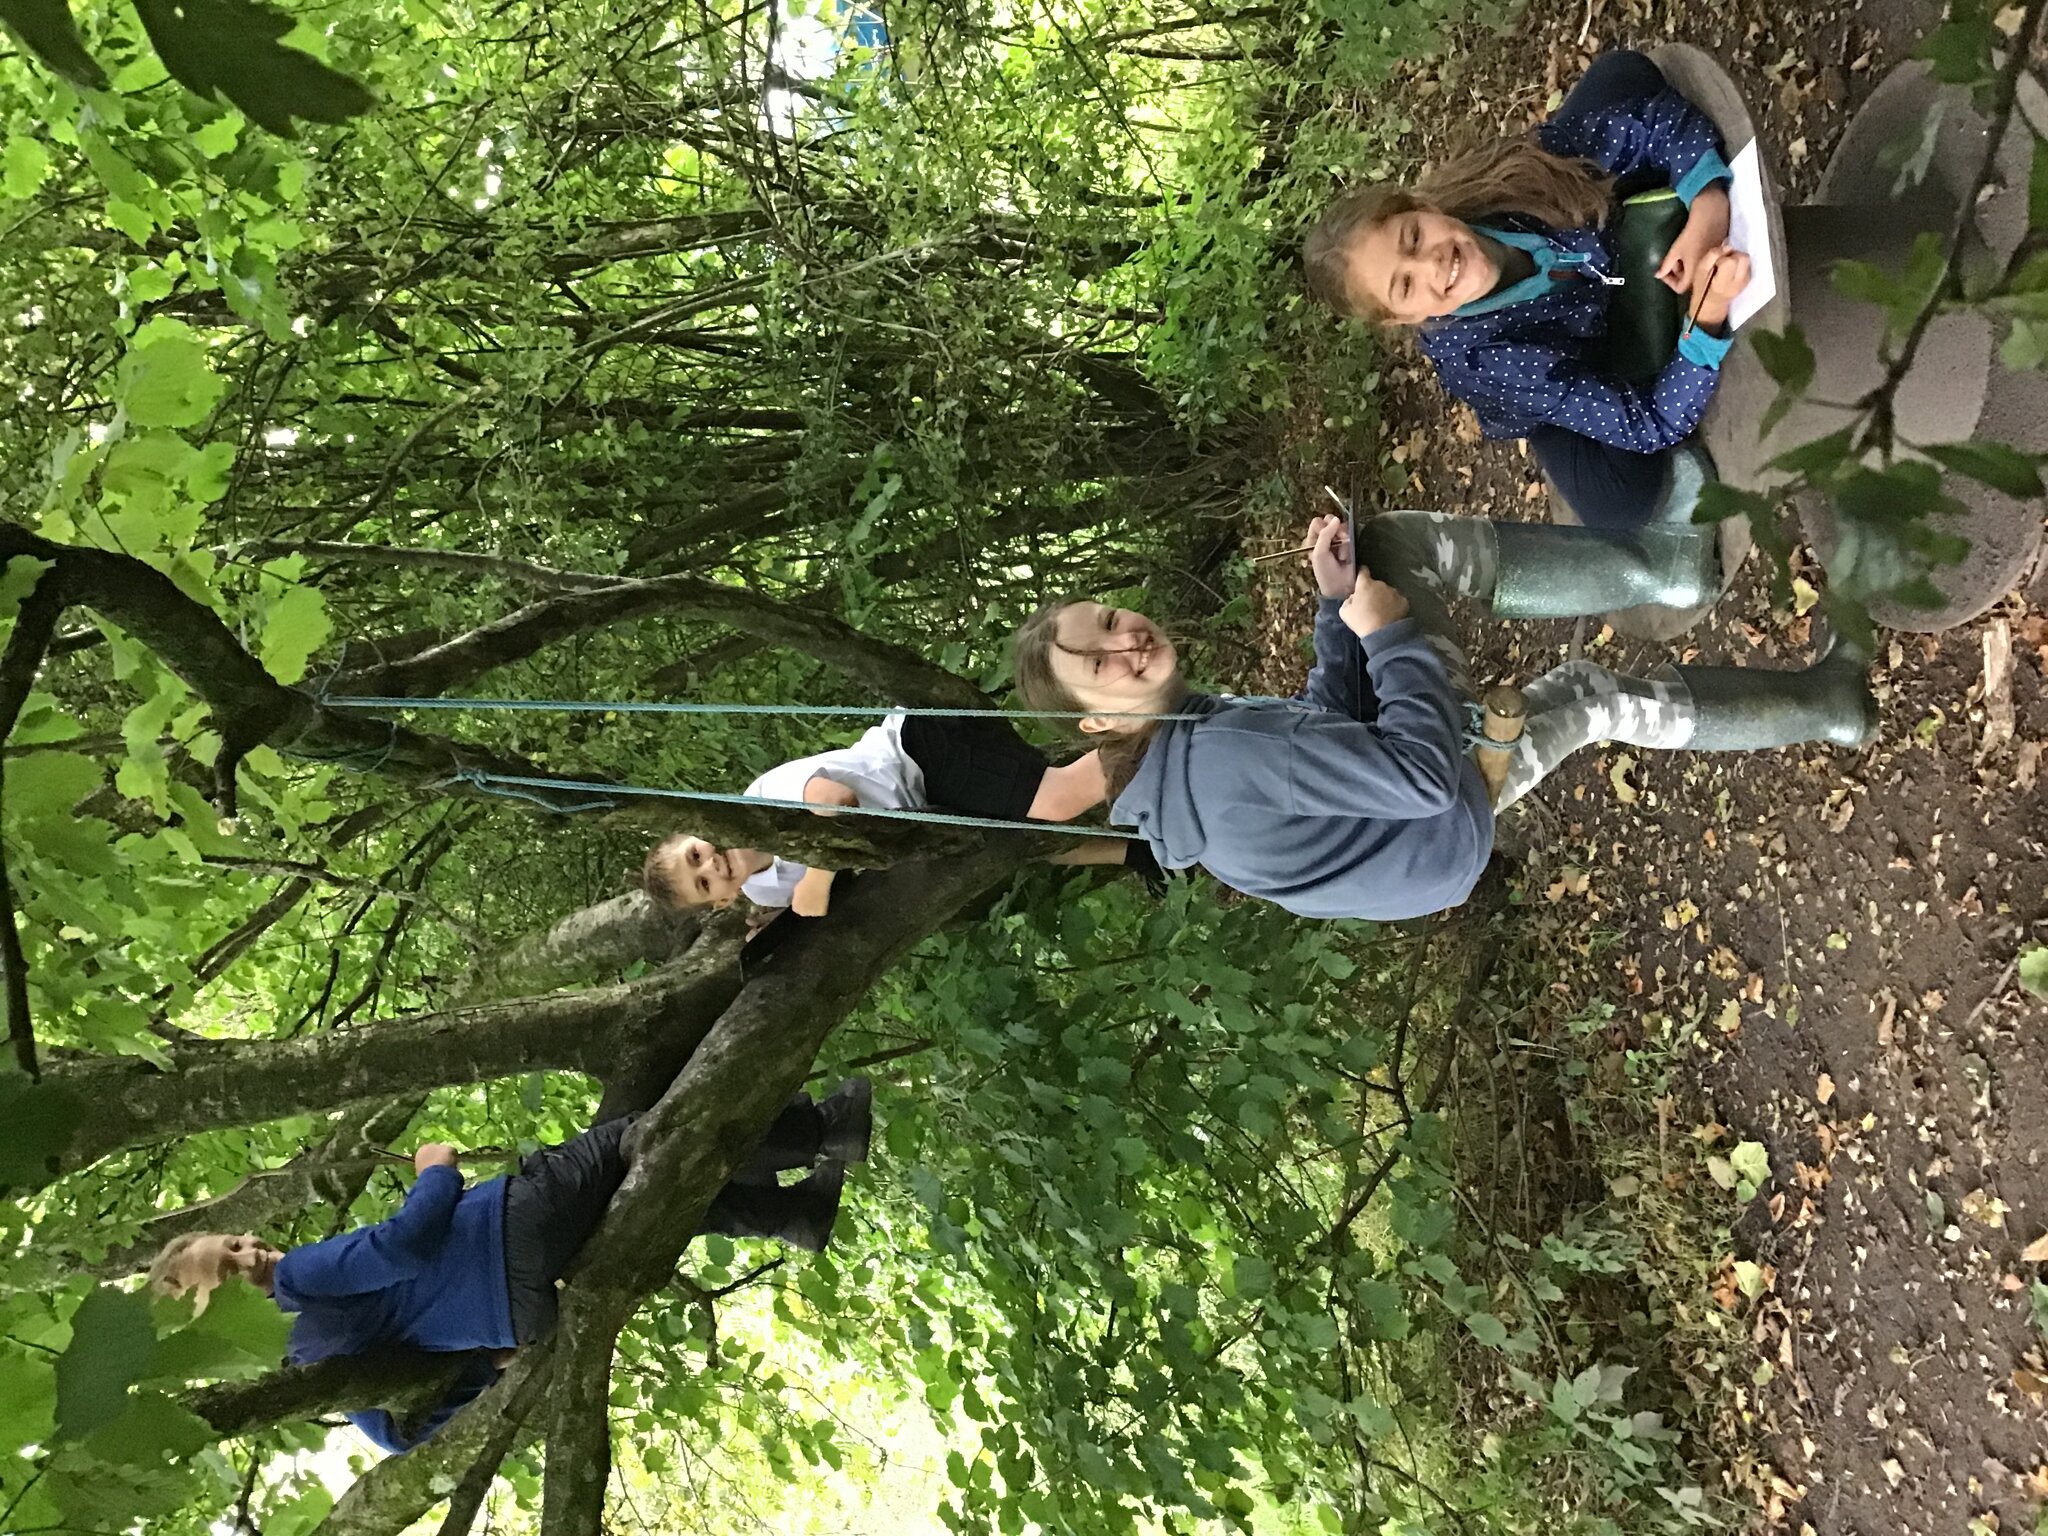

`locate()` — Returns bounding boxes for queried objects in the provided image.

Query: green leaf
[191,113,242,158]
[257,582,329,682]
[2018,946,2048,1001]
[1229,1253,1272,1300]
[118,321,228,429]
[1354,1277,1409,1340]
[146,1279,289,1383]
[1916,6,1994,85]
[1729,1141,1770,1190]
[1767,426,1856,479]
[3,134,51,199]
[131,0,375,137]
[2002,319,2048,371]
[1463,1311,1508,1348]
[106,198,155,248]
[1749,325,1815,392]
[55,1288,159,1441]
[1922,441,2044,498]
[6,750,103,819]
[0,0,110,88]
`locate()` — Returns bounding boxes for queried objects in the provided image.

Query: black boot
[818,1079,873,1164]
[702,1162,845,1253]
[1667,637,1879,750]
[774,1163,845,1254]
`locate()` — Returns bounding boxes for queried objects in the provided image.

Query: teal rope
[323,695,1208,723]
[439,768,1145,838]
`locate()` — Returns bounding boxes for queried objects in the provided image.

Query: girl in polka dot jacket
[1303,49,1753,532]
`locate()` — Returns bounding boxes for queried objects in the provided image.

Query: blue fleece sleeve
[1298,597,1373,720]
[274,1166,464,1302]
[1465,337,1721,450]
[1278,618,1466,819]
[1538,54,1730,205]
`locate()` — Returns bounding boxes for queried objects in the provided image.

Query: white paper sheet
[1725,139,1778,332]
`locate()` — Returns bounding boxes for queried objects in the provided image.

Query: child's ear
[1078,715,1114,736]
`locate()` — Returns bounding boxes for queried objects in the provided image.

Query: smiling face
[1345,207,1499,324]
[645,834,760,910]
[1044,602,1181,730]
[166,1233,284,1302]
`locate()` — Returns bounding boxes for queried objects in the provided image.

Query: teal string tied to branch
[439,766,1146,839]
[326,690,1200,838]
[338,680,1466,841]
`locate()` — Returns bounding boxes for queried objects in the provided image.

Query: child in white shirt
[642,712,1148,918]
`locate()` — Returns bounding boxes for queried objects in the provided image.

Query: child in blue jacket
[1303,50,1752,531]
[1010,510,1874,922]
[147,1084,871,1452]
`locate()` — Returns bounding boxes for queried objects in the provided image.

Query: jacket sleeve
[1538,52,1732,205]
[273,1165,464,1302]
[1278,618,1468,819]
[1297,597,1376,721]
[1466,337,1721,451]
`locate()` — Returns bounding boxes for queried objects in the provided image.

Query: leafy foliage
[0,0,1741,1532]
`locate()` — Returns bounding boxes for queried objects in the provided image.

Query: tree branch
[0,520,971,865]
[232,541,623,596]
[183,1351,481,1439]
[0,561,68,1077]
[537,841,1026,1534]
[311,1350,554,1536]
[17,954,737,1194]
[331,568,994,711]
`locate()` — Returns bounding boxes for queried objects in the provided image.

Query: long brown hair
[1012,599,1185,798]
[1304,139,1613,320]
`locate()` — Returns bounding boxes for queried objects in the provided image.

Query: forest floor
[1236,2,2048,1532]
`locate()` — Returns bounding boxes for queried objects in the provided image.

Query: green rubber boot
[1490,521,1720,619]
[1666,638,1879,751]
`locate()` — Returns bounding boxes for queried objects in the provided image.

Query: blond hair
[1011,600,1185,798]
[1304,139,1614,320]
[642,833,709,911]
[147,1232,212,1298]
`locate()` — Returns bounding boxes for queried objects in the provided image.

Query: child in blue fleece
[147,1085,870,1452]
[1010,511,1877,922]
[1302,49,1750,531]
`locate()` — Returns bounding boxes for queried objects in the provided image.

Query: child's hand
[1689,246,1752,330]
[802,776,860,815]
[1307,513,1355,600]
[791,868,836,917]
[1656,184,1731,295]
[414,1143,459,1174]
[1339,567,1409,638]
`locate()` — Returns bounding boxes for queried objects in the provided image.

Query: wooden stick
[1476,684,1527,806]
[1246,543,1316,564]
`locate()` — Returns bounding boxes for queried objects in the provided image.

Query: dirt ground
[1241,3,2048,1531]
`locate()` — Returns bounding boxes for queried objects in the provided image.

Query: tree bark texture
[184,1350,483,1439]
